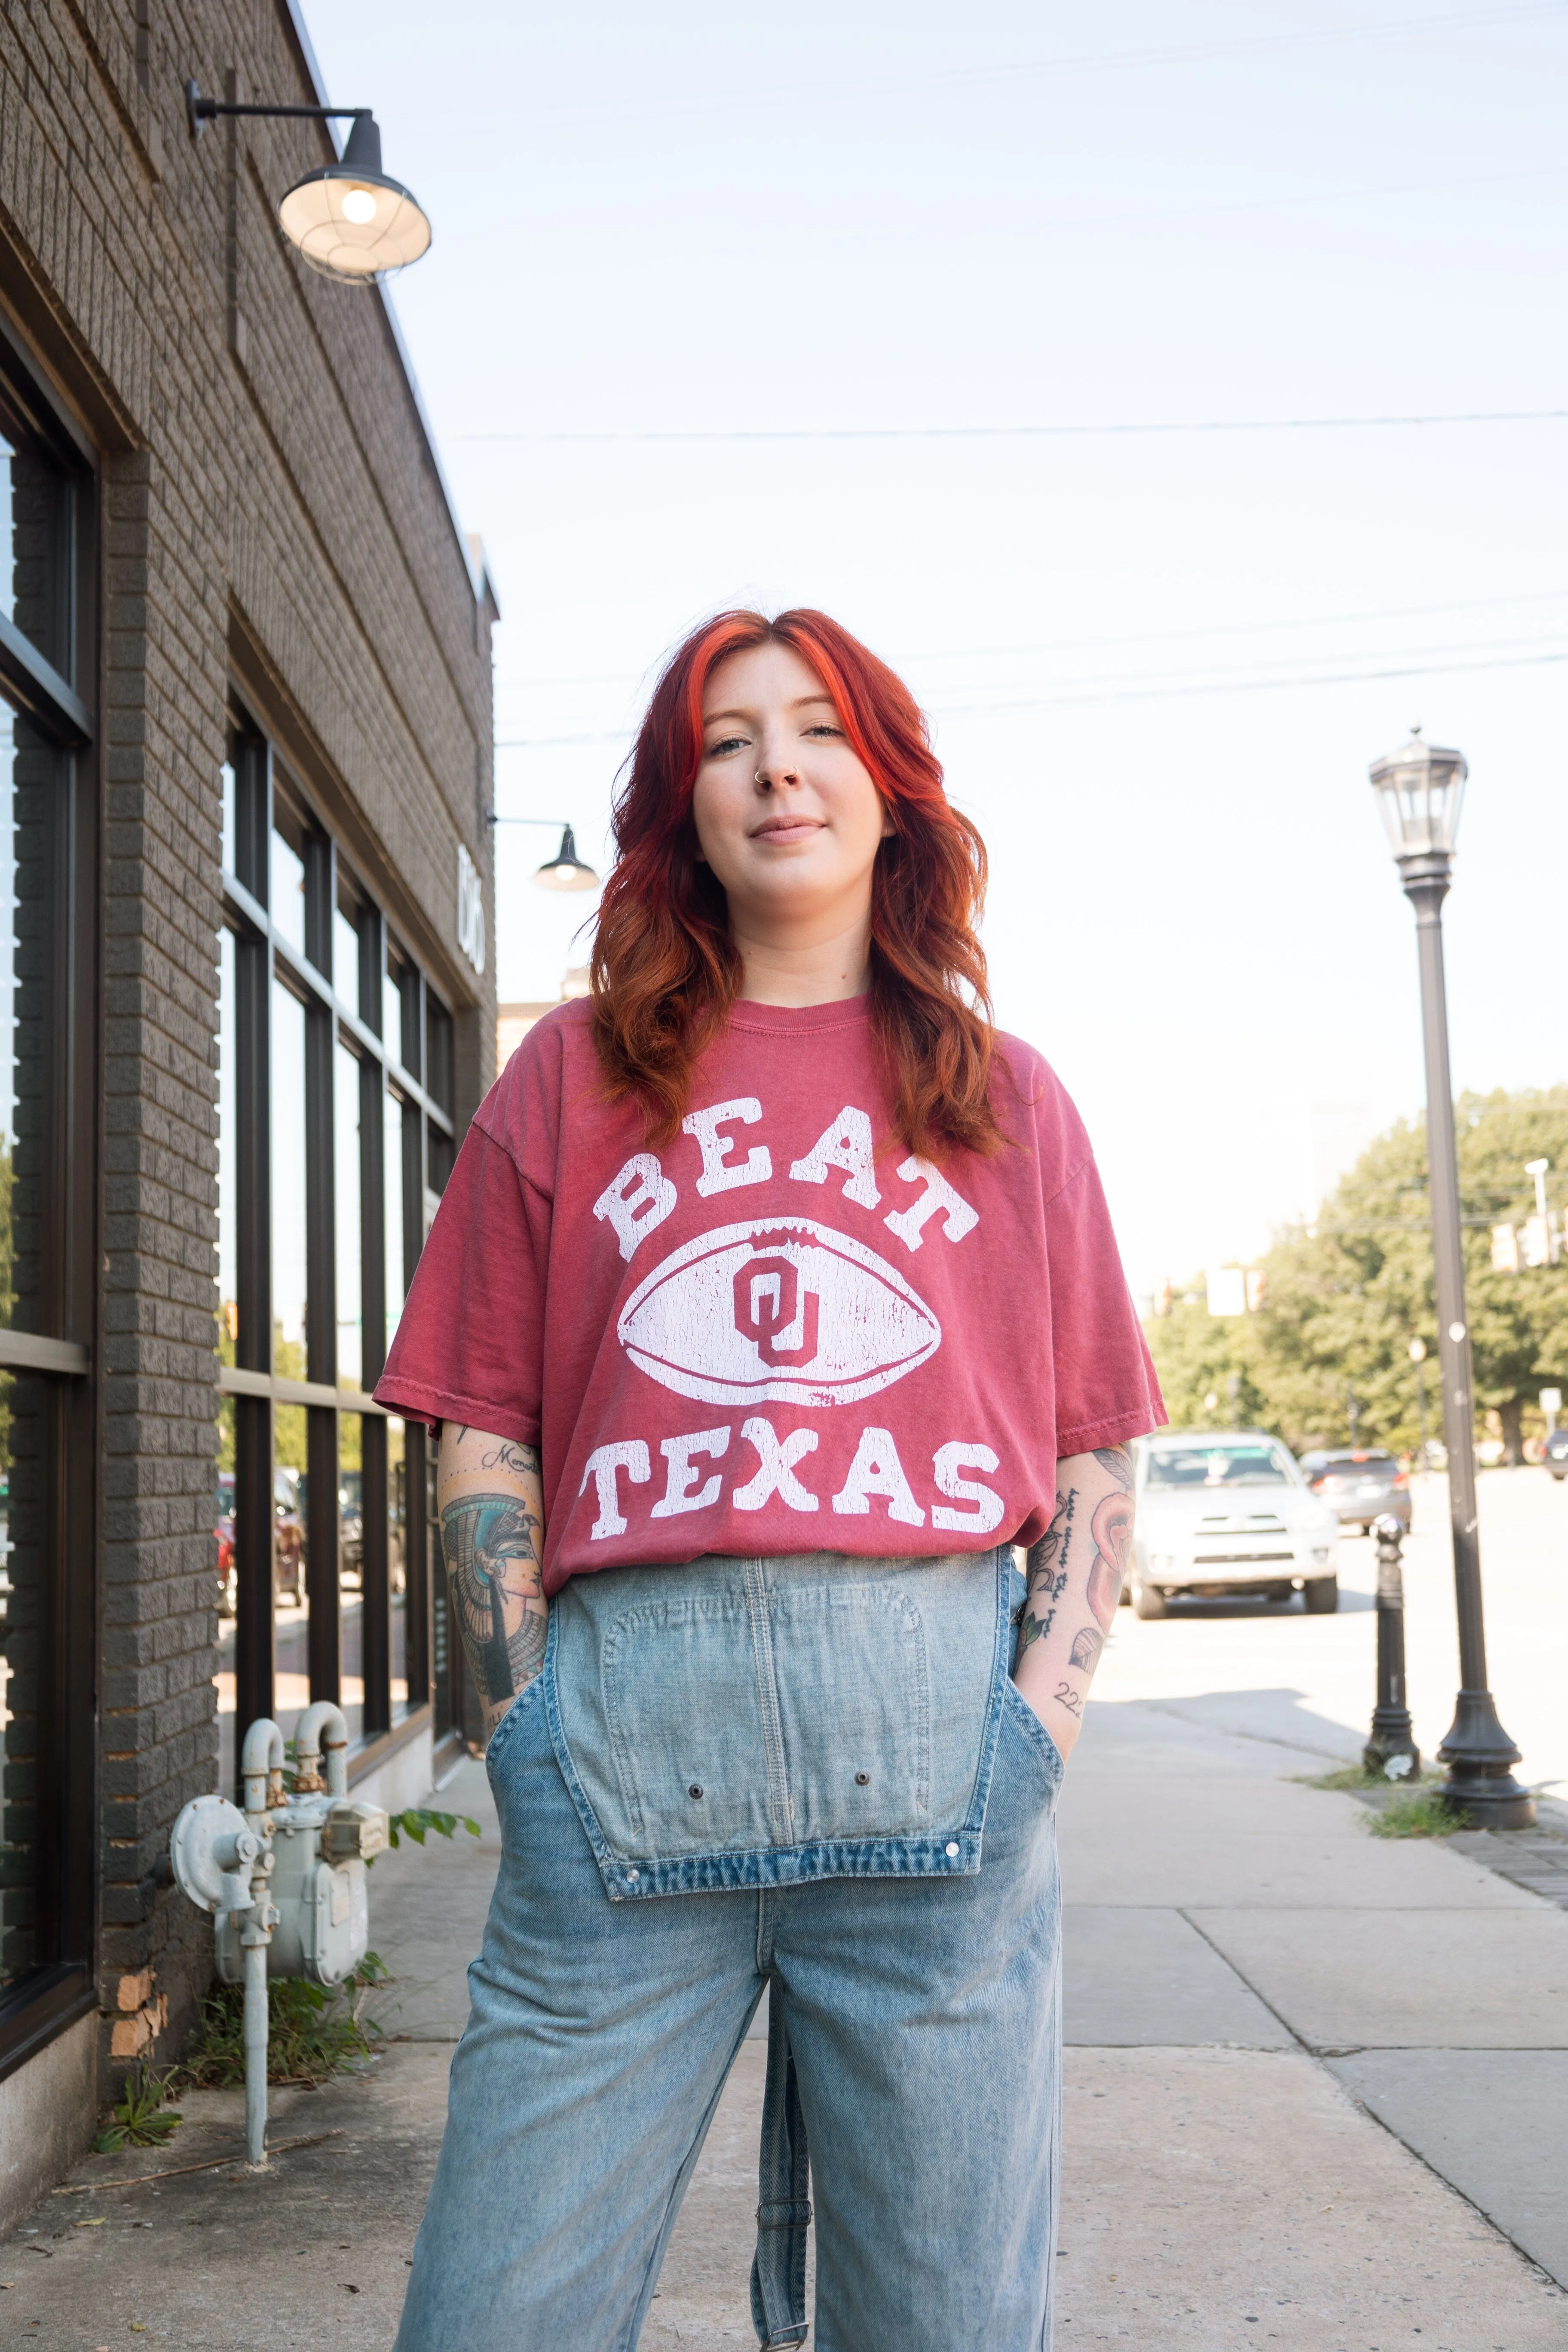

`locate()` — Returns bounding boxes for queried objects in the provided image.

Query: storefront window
[215,1394,237,1793]
[339,1411,364,1746]
[386,1085,407,1328]
[334,894,361,1014]
[270,821,306,958]
[389,1417,408,1724]
[271,983,309,1381]
[335,1041,363,1392]
[214,720,457,1787]
[0,346,97,2043]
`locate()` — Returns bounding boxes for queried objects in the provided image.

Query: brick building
[0,0,496,2218]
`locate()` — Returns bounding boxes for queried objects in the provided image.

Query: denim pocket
[599,1586,778,1853]
[1001,1677,1066,1797]
[483,1667,545,1787]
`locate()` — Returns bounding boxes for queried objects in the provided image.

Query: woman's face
[691,640,890,941]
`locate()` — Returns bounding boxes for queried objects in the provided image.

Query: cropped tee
[374,995,1164,1597]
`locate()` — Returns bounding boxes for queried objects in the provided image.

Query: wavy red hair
[590,607,1003,1159]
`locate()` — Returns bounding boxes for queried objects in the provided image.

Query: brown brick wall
[0,0,496,2090]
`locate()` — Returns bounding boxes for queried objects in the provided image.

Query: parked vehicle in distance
[1299,1449,1412,1534]
[215,1471,236,1615]
[273,1468,305,1605]
[1130,1432,1341,1618]
[340,1472,364,1590]
[1546,1428,1568,1482]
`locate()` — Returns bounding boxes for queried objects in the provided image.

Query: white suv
[1129,1431,1341,1619]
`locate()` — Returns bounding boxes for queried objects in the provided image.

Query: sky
[301,0,1568,1300]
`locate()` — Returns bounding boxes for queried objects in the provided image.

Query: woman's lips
[751,819,824,842]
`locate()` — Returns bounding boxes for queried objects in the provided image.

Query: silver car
[1129,1431,1341,1618]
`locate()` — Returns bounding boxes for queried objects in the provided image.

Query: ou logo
[617,1216,942,1409]
[733,1254,819,1367]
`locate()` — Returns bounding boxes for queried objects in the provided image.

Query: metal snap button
[854,1771,870,1786]
[689,1784,704,1800]
[626,1869,640,1881]
[945,1842,960,1857]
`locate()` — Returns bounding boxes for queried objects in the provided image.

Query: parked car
[1130,1431,1341,1617]
[273,1468,305,1605]
[215,1471,236,1614]
[1299,1449,1412,1534]
[1547,1428,1568,1482]
[340,1472,364,1590]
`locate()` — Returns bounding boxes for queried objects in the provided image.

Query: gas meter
[167,1701,387,2162]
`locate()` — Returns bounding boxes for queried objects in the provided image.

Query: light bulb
[341,186,378,225]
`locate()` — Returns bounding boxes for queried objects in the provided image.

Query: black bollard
[1363,1512,1421,1780]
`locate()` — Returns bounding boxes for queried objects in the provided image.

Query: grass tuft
[180,1953,390,2090]
[93,2064,183,2153]
[1365,1788,1465,1839]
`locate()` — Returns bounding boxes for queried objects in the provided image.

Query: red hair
[590,608,1003,1159]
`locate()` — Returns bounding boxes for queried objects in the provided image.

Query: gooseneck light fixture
[185,81,432,283]
[1369,726,1534,1830]
[486,812,602,894]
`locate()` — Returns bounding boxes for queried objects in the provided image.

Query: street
[1099,1463,1568,1798]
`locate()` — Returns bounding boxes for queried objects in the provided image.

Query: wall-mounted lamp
[487,813,602,893]
[185,81,432,283]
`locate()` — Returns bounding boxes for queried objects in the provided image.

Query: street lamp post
[1369,730,1534,1828]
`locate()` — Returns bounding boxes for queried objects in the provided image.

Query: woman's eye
[704,735,749,758]
[803,724,844,740]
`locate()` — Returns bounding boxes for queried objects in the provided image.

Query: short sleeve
[1047,1157,1166,1455]
[373,1121,548,1450]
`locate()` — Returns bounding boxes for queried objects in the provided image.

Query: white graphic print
[618,1215,941,1409]
[832,1425,925,1525]
[594,1155,677,1262]
[682,1097,773,1196]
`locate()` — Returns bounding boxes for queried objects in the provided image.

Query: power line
[493,642,1568,749]
[410,4,1568,125]
[492,587,1568,709]
[458,408,1568,446]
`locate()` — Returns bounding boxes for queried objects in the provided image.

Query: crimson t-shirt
[374,996,1164,1598]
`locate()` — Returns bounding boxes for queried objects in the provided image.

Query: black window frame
[0,314,100,2085]
[217,716,459,1787]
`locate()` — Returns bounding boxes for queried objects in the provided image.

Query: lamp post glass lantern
[1369,731,1534,1828]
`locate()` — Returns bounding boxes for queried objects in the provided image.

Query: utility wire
[412,4,1568,124]
[493,587,1568,706]
[493,643,1568,749]
[459,408,1568,445]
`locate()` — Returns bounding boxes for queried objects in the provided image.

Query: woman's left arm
[1011,1444,1135,1762]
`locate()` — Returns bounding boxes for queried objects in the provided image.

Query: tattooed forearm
[1069,1624,1103,1672]
[1013,1444,1139,1759]
[1018,1488,1072,1653]
[438,1430,548,1740]
[478,1439,539,1479]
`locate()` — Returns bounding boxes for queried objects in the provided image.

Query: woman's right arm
[436,1423,548,1742]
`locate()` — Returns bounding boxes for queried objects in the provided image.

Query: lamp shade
[533,825,600,893]
[277,114,431,284]
[1368,727,1467,858]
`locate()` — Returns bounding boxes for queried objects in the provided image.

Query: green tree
[1146,1089,1568,1460]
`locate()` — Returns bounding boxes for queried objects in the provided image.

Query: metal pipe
[293,1700,350,1798]
[241,1716,285,1825]
[243,1933,270,2165]
[1399,853,1534,1828]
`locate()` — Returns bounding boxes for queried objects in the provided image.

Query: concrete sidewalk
[6,1714,1567,2348]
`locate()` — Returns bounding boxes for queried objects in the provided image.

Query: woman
[377,608,1163,2352]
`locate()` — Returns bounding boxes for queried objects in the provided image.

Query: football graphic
[618,1216,942,1408]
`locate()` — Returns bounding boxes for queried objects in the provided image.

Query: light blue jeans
[395,1549,1063,2352]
